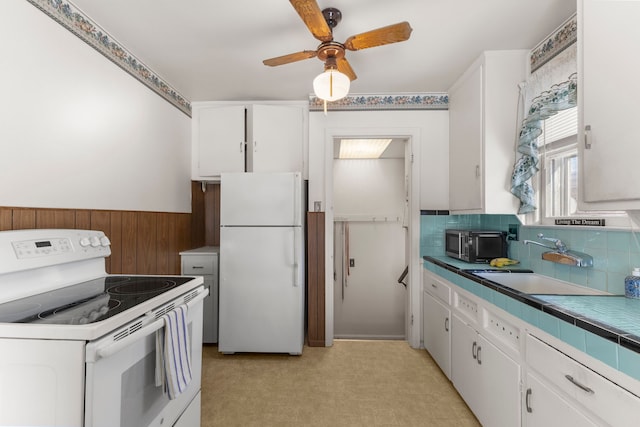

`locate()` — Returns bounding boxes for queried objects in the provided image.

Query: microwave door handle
[458,234,463,258]
[87,288,208,363]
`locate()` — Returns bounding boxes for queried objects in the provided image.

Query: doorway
[332,138,408,339]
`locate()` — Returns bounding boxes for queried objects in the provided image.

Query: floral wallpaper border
[308,93,449,111]
[530,14,577,74]
[26,0,192,117]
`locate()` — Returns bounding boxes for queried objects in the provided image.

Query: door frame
[323,127,422,348]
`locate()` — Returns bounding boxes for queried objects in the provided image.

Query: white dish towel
[155,304,193,400]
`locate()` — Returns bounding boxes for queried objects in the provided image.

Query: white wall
[0,1,191,213]
[333,159,405,218]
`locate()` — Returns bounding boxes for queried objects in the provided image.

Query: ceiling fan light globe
[313,69,350,101]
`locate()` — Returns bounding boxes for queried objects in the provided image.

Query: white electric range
[0,229,207,427]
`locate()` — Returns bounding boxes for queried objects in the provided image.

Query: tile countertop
[423,256,640,356]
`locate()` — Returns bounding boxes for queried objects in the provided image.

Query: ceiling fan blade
[289,0,333,42]
[337,57,357,81]
[343,22,413,51]
[263,50,317,67]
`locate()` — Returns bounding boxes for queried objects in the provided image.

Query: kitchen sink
[473,272,610,295]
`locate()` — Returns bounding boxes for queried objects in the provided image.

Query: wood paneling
[191,181,206,249]
[307,212,325,347]
[191,181,221,248]
[0,209,12,231]
[0,206,192,275]
[109,211,123,273]
[121,211,138,273]
[205,184,221,246]
[136,212,157,274]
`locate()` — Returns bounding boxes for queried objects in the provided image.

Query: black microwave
[445,229,507,263]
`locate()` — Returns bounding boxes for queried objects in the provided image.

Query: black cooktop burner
[0,275,195,325]
[107,277,178,296]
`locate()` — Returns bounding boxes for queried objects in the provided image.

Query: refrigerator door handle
[293,173,301,226]
[293,227,300,287]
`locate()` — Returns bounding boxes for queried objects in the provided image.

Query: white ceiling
[70,0,576,102]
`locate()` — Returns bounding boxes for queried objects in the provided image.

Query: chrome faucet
[523,233,593,267]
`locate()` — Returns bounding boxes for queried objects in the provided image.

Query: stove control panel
[0,229,112,275]
[12,237,72,259]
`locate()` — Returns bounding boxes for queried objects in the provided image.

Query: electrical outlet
[314,201,322,212]
[508,224,519,241]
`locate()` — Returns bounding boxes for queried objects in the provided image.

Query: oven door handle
[88,288,208,363]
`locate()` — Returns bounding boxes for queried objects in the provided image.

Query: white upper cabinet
[448,51,527,214]
[578,0,640,210]
[194,105,246,178]
[192,103,306,180]
[247,104,304,173]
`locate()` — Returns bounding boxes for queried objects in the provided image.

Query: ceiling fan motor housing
[322,7,342,29]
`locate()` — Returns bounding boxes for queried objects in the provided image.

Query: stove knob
[100,236,111,247]
[79,237,91,247]
[90,236,100,247]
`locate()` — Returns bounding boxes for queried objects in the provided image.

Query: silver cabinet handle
[584,125,592,149]
[240,141,244,152]
[525,388,533,413]
[472,341,477,359]
[565,375,594,394]
[431,283,437,289]
[191,266,204,269]
[476,345,482,365]
[475,165,480,178]
[444,317,449,332]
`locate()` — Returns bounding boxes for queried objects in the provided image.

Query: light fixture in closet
[338,138,392,159]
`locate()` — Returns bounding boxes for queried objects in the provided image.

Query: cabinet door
[452,315,521,427]
[249,105,303,173]
[423,290,451,379]
[451,315,482,415]
[580,0,640,206]
[524,372,597,427]
[476,334,521,427]
[449,64,483,211]
[197,105,245,176]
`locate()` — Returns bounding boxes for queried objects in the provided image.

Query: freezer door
[220,172,302,226]
[218,227,304,355]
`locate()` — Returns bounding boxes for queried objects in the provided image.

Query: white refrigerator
[218,172,305,355]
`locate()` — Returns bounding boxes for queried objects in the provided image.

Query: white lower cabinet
[524,371,597,427]
[451,314,521,427]
[422,290,451,379]
[526,333,640,427]
[423,267,640,426]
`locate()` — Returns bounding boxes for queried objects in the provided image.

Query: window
[540,107,578,218]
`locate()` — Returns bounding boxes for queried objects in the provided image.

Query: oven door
[84,290,205,427]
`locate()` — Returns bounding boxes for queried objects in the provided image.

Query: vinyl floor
[200,339,480,426]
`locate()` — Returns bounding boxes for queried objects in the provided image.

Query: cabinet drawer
[423,271,451,304]
[181,255,215,275]
[526,334,640,426]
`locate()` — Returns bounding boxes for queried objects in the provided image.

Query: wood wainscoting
[0,206,191,275]
[307,212,325,347]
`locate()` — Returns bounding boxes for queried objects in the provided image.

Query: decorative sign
[554,218,605,227]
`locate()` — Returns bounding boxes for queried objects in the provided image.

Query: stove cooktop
[0,276,195,325]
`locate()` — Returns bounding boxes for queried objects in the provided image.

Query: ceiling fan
[263,0,413,100]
